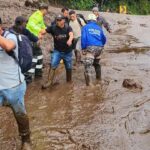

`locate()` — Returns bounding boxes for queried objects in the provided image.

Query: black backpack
[77,14,87,25]
[5,29,33,73]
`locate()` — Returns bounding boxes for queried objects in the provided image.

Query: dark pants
[27,43,43,78]
[72,38,81,63]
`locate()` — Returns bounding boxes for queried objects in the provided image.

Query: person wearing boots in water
[81,14,106,86]
[0,17,31,150]
[42,14,74,89]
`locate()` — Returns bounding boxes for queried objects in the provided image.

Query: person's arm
[81,27,86,50]
[101,17,111,33]
[101,29,106,45]
[67,26,74,46]
[0,35,15,52]
[27,15,46,36]
[67,31,74,46]
[23,28,38,42]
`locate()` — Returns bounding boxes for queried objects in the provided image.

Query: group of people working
[0,3,111,150]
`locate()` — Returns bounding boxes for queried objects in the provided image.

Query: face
[56,19,65,28]
[63,10,69,18]
[42,9,48,16]
[70,13,77,21]
[93,11,99,16]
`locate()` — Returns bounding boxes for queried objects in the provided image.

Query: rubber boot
[94,63,101,80]
[14,113,31,150]
[66,69,72,82]
[84,72,90,86]
[42,69,56,89]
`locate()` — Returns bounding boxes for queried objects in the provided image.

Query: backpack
[5,29,33,73]
[77,14,87,25]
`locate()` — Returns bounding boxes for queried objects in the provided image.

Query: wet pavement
[0,12,150,150]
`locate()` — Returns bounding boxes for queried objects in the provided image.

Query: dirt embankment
[0,1,150,150]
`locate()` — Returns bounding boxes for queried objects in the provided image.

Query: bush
[68,0,95,10]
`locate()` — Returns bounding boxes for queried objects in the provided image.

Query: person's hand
[108,29,112,33]
[82,50,86,55]
[40,29,46,35]
[38,34,43,40]
[37,40,41,46]
[67,39,72,46]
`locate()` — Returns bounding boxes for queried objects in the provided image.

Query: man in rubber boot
[69,10,86,67]
[26,3,48,78]
[81,14,106,86]
[0,17,31,150]
[42,14,74,89]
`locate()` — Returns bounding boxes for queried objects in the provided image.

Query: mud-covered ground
[0,2,150,150]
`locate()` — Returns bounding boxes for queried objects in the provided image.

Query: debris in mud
[117,20,128,25]
[140,24,148,27]
[122,79,143,91]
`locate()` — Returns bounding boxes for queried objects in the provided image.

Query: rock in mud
[122,79,143,91]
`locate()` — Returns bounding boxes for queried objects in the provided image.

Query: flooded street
[0,7,150,150]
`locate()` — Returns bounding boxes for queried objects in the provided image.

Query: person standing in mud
[69,10,86,66]
[42,14,74,89]
[81,14,106,86]
[0,17,31,150]
[26,3,48,78]
[11,16,39,84]
[92,7,112,33]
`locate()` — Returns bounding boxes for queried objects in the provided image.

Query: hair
[61,7,69,13]
[39,3,48,10]
[0,17,2,24]
[15,16,27,26]
[69,10,76,16]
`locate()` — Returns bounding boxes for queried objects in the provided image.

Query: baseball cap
[55,14,65,20]
[92,7,99,12]
[88,14,97,21]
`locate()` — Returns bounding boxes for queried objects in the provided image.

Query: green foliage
[68,0,95,10]
[99,0,150,15]
[48,0,150,15]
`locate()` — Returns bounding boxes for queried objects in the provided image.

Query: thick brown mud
[0,3,150,150]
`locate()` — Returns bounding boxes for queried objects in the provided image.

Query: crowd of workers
[0,3,111,150]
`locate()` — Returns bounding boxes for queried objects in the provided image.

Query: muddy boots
[15,113,31,150]
[84,72,90,86]
[66,69,72,82]
[42,69,56,89]
[93,60,101,80]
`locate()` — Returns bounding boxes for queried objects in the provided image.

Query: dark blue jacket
[22,28,38,43]
[81,21,106,49]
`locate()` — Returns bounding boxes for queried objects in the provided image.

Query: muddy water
[0,17,150,150]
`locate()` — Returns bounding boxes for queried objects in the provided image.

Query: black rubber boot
[66,69,72,82]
